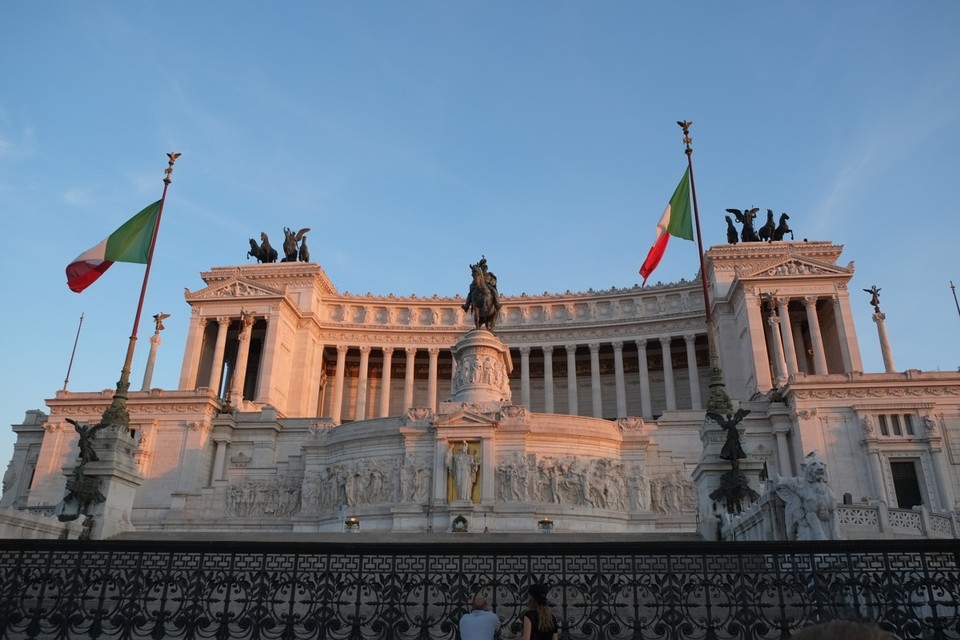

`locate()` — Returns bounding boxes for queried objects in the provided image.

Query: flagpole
[677,121,732,413]
[100,153,181,428]
[63,313,85,391]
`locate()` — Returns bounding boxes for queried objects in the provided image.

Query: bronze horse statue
[463,262,499,331]
[758,209,776,242]
[247,232,278,263]
[772,213,793,241]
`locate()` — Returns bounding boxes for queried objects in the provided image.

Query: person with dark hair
[791,620,900,639]
[520,584,558,640]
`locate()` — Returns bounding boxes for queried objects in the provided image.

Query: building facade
[2,240,959,539]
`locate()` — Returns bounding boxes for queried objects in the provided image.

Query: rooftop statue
[725,208,795,243]
[461,255,502,332]
[772,212,793,240]
[282,227,310,262]
[725,207,760,243]
[247,232,278,263]
[864,285,882,312]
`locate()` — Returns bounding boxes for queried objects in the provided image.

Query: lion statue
[775,451,843,541]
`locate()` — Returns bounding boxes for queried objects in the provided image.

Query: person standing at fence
[520,584,558,640]
[459,595,501,640]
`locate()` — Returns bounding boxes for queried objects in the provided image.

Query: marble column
[777,298,798,375]
[612,341,627,419]
[543,346,555,414]
[379,347,394,418]
[929,444,953,510]
[746,298,773,390]
[179,315,207,390]
[427,348,440,411]
[140,332,162,391]
[683,334,702,410]
[589,343,602,418]
[229,313,256,407]
[520,346,532,408]
[210,438,229,484]
[255,312,281,403]
[773,426,792,476]
[791,319,809,374]
[767,312,787,386]
[868,448,887,502]
[565,345,578,416]
[207,317,231,395]
[635,339,652,419]
[355,346,371,420]
[804,297,829,374]
[873,311,896,373]
[331,345,348,424]
[404,347,417,409]
[660,337,676,412]
[831,296,853,373]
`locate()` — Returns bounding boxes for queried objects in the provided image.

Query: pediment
[433,410,499,428]
[186,277,284,300]
[736,256,852,280]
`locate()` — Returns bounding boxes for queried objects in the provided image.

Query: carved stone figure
[461,256,501,331]
[448,441,479,502]
[775,452,843,541]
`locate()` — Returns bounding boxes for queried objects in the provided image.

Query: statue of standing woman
[447,441,479,502]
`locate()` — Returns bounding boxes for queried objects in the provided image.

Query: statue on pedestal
[775,451,843,540]
[462,256,501,331]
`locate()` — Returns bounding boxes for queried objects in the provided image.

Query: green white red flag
[66,200,161,293]
[639,168,694,285]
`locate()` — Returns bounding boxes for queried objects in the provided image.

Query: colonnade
[324,334,706,424]
[755,294,859,387]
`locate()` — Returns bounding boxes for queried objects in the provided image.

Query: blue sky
[2,2,959,469]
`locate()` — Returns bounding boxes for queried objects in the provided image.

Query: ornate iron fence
[0,538,957,639]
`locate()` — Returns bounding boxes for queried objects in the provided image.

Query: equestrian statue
[247,232,278,263]
[461,256,502,332]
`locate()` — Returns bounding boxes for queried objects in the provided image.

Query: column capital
[405,346,418,357]
[634,338,647,348]
[542,345,554,356]
[216,316,232,326]
[381,346,395,356]
[803,295,819,307]
[427,346,440,356]
[683,334,696,344]
[588,343,600,354]
[659,336,672,348]
[565,344,577,355]
[776,297,790,310]
[519,346,532,356]
[611,340,624,351]
[358,345,372,355]
[337,344,349,355]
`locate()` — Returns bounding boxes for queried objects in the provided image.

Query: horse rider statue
[461,255,502,331]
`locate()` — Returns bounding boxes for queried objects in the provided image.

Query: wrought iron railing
[0,538,957,639]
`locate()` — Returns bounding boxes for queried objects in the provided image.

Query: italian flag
[66,200,161,293]
[639,168,694,285]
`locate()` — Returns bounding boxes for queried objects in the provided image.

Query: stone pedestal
[74,426,143,539]
[448,329,513,405]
